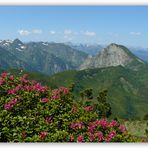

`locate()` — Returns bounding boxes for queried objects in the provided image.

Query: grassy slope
[48,65,148,119]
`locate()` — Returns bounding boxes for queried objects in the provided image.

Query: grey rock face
[80,43,134,70]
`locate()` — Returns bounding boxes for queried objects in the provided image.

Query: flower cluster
[40,98,49,103]
[106,131,116,142]
[77,135,84,142]
[119,125,127,133]
[51,87,69,100]
[0,78,5,85]
[4,98,18,111]
[84,105,93,112]
[39,131,48,140]
[70,122,85,130]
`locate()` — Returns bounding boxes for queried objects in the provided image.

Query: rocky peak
[12,38,24,46]
[80,43,141,70]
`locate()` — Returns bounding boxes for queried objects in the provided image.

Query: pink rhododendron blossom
[8,88,17,95]
[34,83,47,93]
[51,95,60,100]
[99,119,108,128]
[106,131,116,142]
[95,131,104,142]
[1,72,8,78]
[88,123,97,133]
[39,131,48,140]
[4,98,18,111]
[9,75,14,80]
[23,85,33,91]
[119,125,127,133]
[70,122,84,130]
[88,133,95,142]
[40,98,49,103]
[0,78,5,85]
[77,135,84,142]
[84,105,93,112]
[109,120,119,127]
[22,74,28,79]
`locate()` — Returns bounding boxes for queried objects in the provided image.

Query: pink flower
[0,78,5,85]
[8,88,17,95]
[51,87,69,98]
[106,131,116,142]
[51,95,60,100]
[70,122,84,130]
[109,120,119,127]
[77,135,84,142]
[40,98,49,103]
[9,75,14,80]
[99,119,108,128]
[4,98,18,111]
[34,83,47,93]
[88,123,97,133]
[39,131,48,140]
[31,80,37,85]
[15,84,23,91]
[10,98,18,105]
[1,72,8,78]
[59,87,69,95]
[84,106,93,112]
[22,74,28,79]
[4,103,13,111]
[119,125,127,133]
[95,131,104,142]
[23,85,33,91]
[20,77,29,83]
[88,133,95,142]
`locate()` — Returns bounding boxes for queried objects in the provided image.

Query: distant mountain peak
[13,38,23,45]
[80,43,145,70]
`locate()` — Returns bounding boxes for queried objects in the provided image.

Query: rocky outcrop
[80,43,139,70]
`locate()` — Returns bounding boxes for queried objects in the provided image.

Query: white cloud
[130,32,141,36]
[49,30,56,35]
[64,29,73,35]
[18,29,42,36]
[32,29,42,34]
[83,31,96,36]
[18,30,31,36]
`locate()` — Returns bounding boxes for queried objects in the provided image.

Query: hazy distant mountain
[0,39,88,75]
[131,49,148,62]
[65,42,103,55]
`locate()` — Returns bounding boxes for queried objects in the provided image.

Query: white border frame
[0,0,148,5]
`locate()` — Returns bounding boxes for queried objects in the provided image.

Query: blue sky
[0,6,148,47]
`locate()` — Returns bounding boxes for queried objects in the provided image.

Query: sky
[0,6,148,47]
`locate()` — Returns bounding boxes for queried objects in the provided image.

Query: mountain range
[0,39,88,75]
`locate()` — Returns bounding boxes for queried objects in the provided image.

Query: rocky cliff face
[80,43,142,70]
